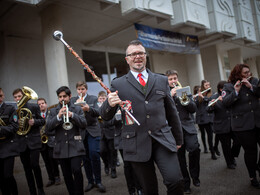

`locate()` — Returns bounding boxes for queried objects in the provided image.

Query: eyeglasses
[126,52,146,58]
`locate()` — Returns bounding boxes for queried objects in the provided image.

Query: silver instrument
[62,101,73,130]
[208,96,221,107]
[193,87,211,99]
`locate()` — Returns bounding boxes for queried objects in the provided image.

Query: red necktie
[42,113,45,118]
[138,73,146,86]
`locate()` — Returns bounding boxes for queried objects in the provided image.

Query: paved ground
[12,135,260,195]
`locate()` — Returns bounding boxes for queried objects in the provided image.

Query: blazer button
[147,115,150,119]
[148,130,151,134]
[25,135,28,138]
[126,135,130,139]
[66,141,68,143]
[65,133,67,135]
[249,102,251,105]
[251,110,254,112]
[246,94,249,96]
[145,101,148,104]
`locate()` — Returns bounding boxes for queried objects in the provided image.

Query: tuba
[0,118,6,140]
[17,86,38,136]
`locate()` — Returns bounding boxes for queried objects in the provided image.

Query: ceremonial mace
[53,30,140,126]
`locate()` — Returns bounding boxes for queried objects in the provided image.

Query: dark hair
[217,80,227,94]
[12,88,23,96]
[126,40,145,55]
[56,86,71,96]
[76,81,88,90]
[193,85,200,95]
[98,91,107,97]
[0,88,2,93]
[37,97,47,104]
[228,64,250,84]
[199,80,212,102]
[165,70,178,77]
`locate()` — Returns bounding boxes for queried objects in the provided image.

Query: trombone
[62,101,73,130]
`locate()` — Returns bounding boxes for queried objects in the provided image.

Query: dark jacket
[71,95,101,137]
[222,77,260,131]
[46,102,87,159]
[100,70,183,162]
[17,102,45,152]
[0,103,20,158]
[173,95,198,134]
[206,93,231,134]
[195,95,214,125]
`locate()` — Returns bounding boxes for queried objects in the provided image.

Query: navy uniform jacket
[46,102,87,159]
[100,70,183,162]
[195,95,214,125]
[206,93,231,134]
[18,102,45,152]
[0,103,19,158]
[173,95,198,134]
[222,77,260,131]
[71,95,101,137]
[100,117,121,140]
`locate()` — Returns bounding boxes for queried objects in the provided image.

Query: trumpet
[62,101,73,130]
[193,87,211,99]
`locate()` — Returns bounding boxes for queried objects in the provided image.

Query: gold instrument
[173,81,190,106]
[173,81,182,88]
[0,118,6,140]
[62,101,73,130]
[17,86,38,136]
[40,125,48,144]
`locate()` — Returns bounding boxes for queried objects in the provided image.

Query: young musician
[100,40,184,194]
[0,88,19,195]
[71,81,106,192]
[166,70,200,194]
[37,98,61,187]
[46,86,87,194]
[222,64,260,188]
[13,88,45,195]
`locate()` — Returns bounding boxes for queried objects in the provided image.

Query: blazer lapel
[126,71,144,95]
[145,69,155,98]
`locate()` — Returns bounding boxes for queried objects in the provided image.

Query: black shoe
[232,159,237,167]
[214,147,221,156]
[137,189,143,195]
[45,180,55,187]
[129,193,135,195]
[204,148,208,153]
[211,152,217,160]
[96,183,106,192]
[227,164,236,169]
[54,177,61,185]
[104,166,109,175]
[85,183,94,192]
[184,186,191,194]
[37,188,45,195]
[193,178,200,187]
[250,178,260,189]
[111,168,117,178]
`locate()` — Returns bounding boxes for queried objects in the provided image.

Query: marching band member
[194,80,217,160]
[71,81,106,193]
[166,70,200,194]
[206,81,241,169]
[222,64,260,188]
[0,88,19,195]
[46,86,87,195]
[13,88,45,195]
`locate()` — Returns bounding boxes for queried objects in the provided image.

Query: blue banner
[135,23,200,54]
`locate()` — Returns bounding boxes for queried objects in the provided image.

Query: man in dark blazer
[13,88,45,195]
[100,40,184,195]
[71,81,106,192]
[0,88,19,195]
[46,86,87,195]
[165,70,200,194]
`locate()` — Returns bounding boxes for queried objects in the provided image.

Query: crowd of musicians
[0,40,260,195]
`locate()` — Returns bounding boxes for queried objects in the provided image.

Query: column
[227,48,243,69]
[41,5,69,105]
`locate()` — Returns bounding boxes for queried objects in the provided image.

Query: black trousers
[20,147,43,195]
[233,128,260,178]
[119,150,142,194]
[130,140,183,195]
[177,130,200,187]
[100,137,117,169]
[59,156,84,195]
[198,123,213,152]
[217,132,241,166]
[41,144,60,181]
[0,156,18,195]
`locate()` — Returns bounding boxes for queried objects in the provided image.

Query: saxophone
[17,86,38,136]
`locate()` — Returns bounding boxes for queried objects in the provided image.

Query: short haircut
[165,70,178,77]
[126,40,145,56]
[12,88,23,96]
[98,91,107,97]
[76,81,88,90]
[217,80,227,94]
[56,86,71,96]
[37,97,47,104]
